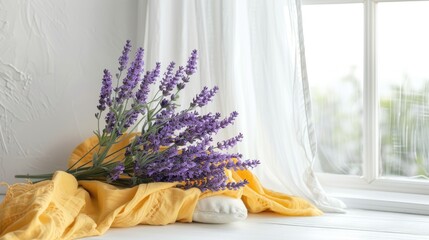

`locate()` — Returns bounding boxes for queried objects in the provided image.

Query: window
[302,0,429,197]
[378,2,429,179]
[303,4,364,176]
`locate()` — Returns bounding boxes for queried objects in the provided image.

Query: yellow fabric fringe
[0,135,322,240]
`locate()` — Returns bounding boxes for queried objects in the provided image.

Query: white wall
[0,0,139,193]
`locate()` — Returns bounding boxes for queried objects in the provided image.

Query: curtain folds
[138,0,346,213]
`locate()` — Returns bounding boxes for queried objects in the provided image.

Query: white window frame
[301,0,429,214]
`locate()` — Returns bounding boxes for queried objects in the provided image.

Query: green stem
[100,155,124,166]
[15,173,55,179]
[113,71,124,102]
[66,143,99,171]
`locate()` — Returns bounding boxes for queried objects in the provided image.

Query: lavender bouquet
[15,41,259,192]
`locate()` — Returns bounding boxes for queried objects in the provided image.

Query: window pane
[302,4,364,175]
[378,2,429,179]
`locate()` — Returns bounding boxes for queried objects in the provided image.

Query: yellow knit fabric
[0,135,322,240]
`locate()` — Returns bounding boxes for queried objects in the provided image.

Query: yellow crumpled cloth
[0,135,322,240]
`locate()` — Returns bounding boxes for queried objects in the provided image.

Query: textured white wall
[0,0,139,193]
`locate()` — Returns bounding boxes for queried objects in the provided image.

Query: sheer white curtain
[138,0,346,213]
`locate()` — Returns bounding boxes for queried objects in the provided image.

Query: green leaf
[93,130,100,139]
[92,153,99,167]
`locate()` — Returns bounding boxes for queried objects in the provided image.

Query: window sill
[317,173,429,215]
[325,187,429,215]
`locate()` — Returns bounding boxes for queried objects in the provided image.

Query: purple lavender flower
[226,180,249,190]
[105,111,116,133]
[133,161,145,177]
[226,159,260,170]
[177,82,185,90]
[21,45,261,193]
[116,48,145,103]
[135,62,161,105]
[155,109,174,122]
[145,110,245,188]
[180,167,231,192]
[118,40,132,71]
[159,63,185,96]
[96,45,259,192]
[97,69,113,111]
[159,62,175,96]
[108,163,125,182]
[144,141,234,189]
[139,137,258,191]
[135,71,150,104]
[217,133,244,150]
[171,66,185,90]
[190,86,219,108]
[160,99,170,108]
[123,110,139,128]
[171,112,223,146]
[178,50,198,87]
[144,111,200,150]
[219,111,239,128]
[185,50,198,76]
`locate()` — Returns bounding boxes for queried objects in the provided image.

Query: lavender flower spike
[181,50,198,84]
[217,133,244,150]
[136,62,161,104]
[161,65,183,96]
[104,111,116,133]
[226,180,249,190]
[97,69,113,111]
[123,110,139,128]
[159,62,176,96]
[185,50,198,76]
[118,40,132,71]
[117,48,145,103]
[108,163,125,182]
[191,86,219,108]
[219,111,239,128]
[171,66,185,91]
